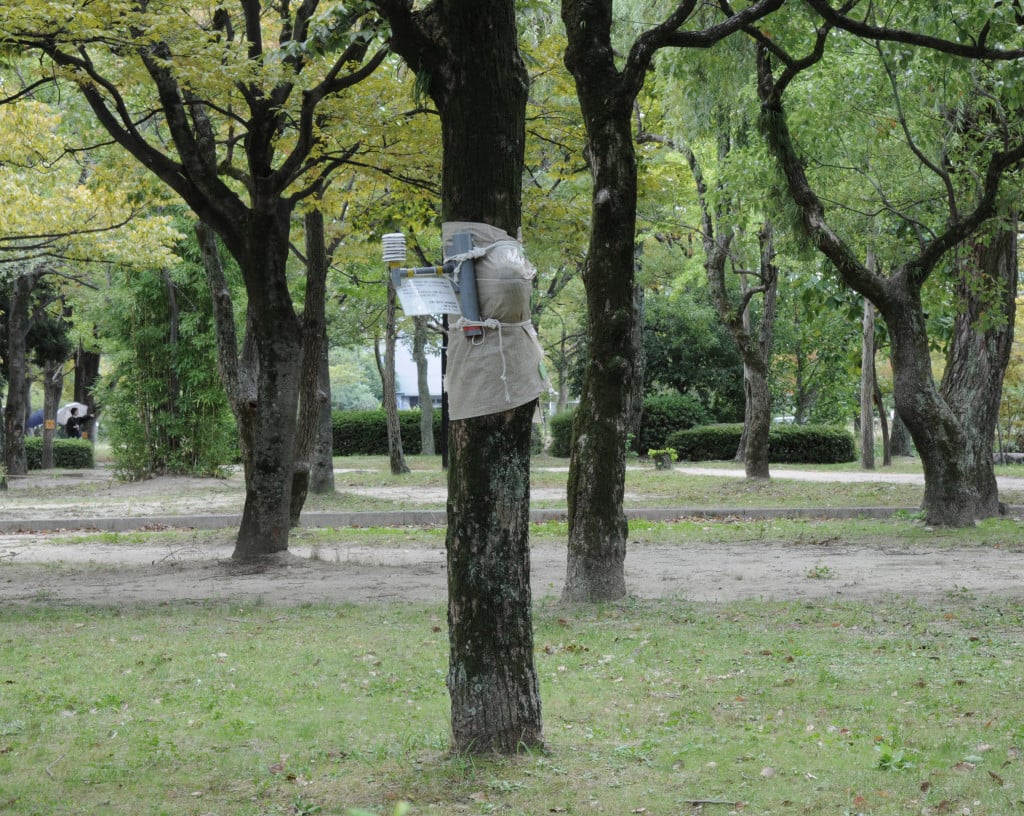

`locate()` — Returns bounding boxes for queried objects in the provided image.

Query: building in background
[394,345,443,410]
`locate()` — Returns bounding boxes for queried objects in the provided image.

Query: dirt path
[3,467,1024,608]
[3,535,1024,608]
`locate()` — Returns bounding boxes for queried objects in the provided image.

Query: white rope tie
[444,246,489,286]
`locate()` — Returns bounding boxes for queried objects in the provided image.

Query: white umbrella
[57,402,90,426]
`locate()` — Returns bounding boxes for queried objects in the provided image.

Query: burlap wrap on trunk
[443,221,548,420]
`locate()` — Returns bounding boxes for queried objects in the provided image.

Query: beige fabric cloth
[443,221,548,420]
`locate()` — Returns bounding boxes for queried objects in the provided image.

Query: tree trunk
[41,361,63,470]
[560,0,639,602]
[73,345,101,441]
[414,316,435,456]
[890,412,912,456]
[291,208,334,524]
[196,222,258,473]
[196,219,300,559]
[310,352,336,495]
[376,0,542,753]
[860,298,876,470]
[4,272,34,477]
[234,214,303,558]
[377,280,409,476]
[381,0,540,753]
[883,283,978,526]
[873,370,892,467]
[940,219,1018,517]
[446,401,542,752]
[743,226,778,479]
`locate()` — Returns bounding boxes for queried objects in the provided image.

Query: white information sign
[396,276,462,316]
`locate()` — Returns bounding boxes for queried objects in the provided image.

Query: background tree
[638,35,783,476]
[1,65,178,478]
[559,0,784,601]
[93,213,238,479]
[754,10,1024,525]
[2,1,390,558]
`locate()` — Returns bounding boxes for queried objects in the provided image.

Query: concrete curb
[0,505,927,534]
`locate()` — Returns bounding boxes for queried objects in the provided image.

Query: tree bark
[940,220,1018,517]
[291,208,334,524]
[41,361,63,470]
[376,0,542,753]
[3,272,34,478]
[376,281,409,476]
[860,298,876,470]
[73,345,101,442]
[310,352,336,495]
[230,211,303,558]
[446,401,542,752]
[413,316,435,456]
[560,0,637,602]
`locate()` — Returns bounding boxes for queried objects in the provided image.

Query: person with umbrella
[61,404,93,439]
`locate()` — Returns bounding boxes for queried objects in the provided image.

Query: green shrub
[332,409,441,456]
[667,423,855,464]
[768,423,856,464]
[668,423,744,461]
[636,393,711,454]
[548,409,575,458]
[25,437,95,470]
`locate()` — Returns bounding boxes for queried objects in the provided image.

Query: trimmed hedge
[333,409,545,456]
[25,437,95,470]
[548,410,574,458]
[332,409,441,456]
[636,393,710,454]
[667,423,856,464]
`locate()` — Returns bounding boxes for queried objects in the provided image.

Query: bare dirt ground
[3,466,1024,608]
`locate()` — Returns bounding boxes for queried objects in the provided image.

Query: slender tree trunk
[377,280,409,476]
[73,345,101,441]
[291,208,334,524]
[310,352,336,494]
[743,226,778,478]
[860,298,876,470]
[41,362,63,470]
[414,316,435,456]
[744,357,772,478]
[4,272,34,477]
[873,370,892,467]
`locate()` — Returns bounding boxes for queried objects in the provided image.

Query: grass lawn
[2,597,1023,816]
[3,455,1024,814]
